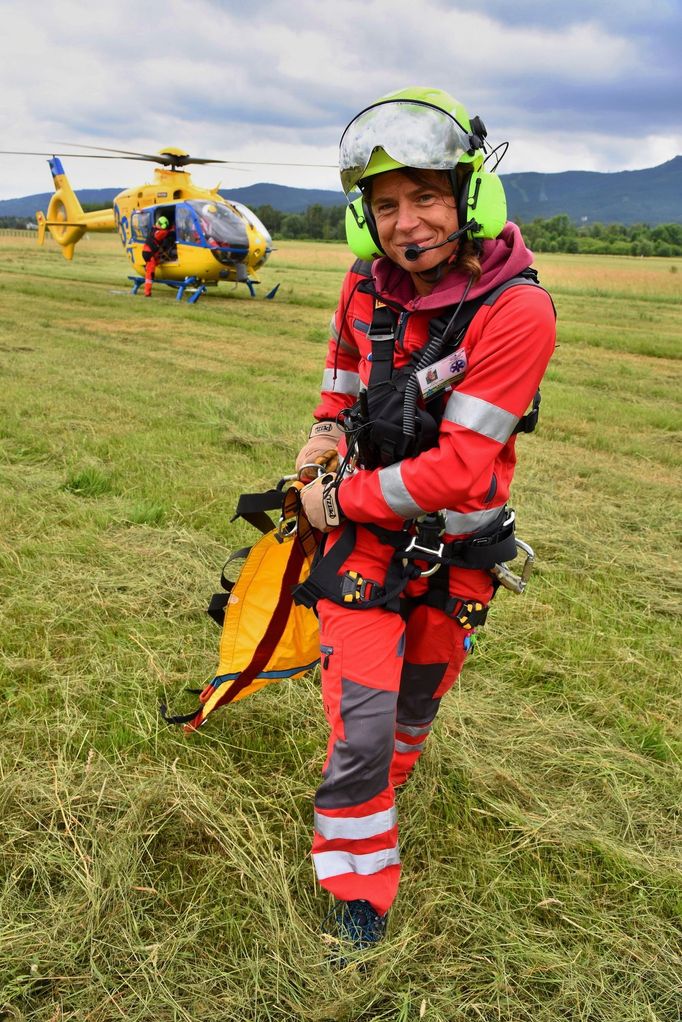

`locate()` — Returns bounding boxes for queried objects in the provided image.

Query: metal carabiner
[490,538,535,594]
[296,463,326,481]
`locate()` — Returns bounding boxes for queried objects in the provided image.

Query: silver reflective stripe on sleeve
[313,845,401,881]
[397,723,432,737]
[339,337,360,355]
[379,464,425,519]
[443,392,519,443]
[444,504,506,535]
[314,806,397,841]
[395,739,425,754]
[331,313,360,355]
[321,368,361,395]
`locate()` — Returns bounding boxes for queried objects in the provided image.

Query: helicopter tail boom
[36,157,115,260]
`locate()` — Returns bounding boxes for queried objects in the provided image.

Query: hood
[372,222,534,312]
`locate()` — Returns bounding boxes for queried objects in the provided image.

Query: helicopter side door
[131,206,178,263]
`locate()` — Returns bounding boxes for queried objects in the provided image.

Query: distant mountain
[219,182,348,213]
[501,157,682,225]
[0,188,126,219]
[2,157,680,225]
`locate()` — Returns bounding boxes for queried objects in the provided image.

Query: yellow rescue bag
[161,482,320,733]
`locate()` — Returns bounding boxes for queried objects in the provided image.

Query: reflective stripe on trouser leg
[312,592,405,916]
[390,603,470,787]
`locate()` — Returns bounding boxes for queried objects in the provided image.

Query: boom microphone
[403,219,479,262]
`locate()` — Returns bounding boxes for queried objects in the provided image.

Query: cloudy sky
[1,0,680,201]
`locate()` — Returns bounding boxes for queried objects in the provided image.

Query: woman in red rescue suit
[142,215,176,297]
[295,87,556,953]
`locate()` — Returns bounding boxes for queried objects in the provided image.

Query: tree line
[514,214,682,257]
[4,207,681,256]
[252,204,348,242]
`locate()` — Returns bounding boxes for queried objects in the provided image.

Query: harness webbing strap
[514,390,541,435]
[232,488,285,535]
[292,521,416,612]
[205,544,255,627]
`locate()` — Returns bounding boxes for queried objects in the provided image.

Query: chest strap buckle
[400,513,446,577]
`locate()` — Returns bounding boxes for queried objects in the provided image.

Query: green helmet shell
[340,86,484,193]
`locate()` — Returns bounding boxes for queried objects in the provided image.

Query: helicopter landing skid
[128,275,207,304]
[238,274,279,299]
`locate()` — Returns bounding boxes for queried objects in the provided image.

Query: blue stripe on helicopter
[49,157,65,179]
[210,659,320,683]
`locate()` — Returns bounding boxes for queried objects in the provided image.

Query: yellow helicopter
[12,144,290,301]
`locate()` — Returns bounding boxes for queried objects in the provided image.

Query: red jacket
[143,226,175,260]
[313,223,556,539]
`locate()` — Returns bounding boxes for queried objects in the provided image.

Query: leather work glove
[295,420,343,481]
[300,472,344,532]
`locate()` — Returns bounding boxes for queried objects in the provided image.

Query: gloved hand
[295,421,343,481]
[299,472,344,532]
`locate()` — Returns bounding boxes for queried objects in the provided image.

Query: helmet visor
[339,100,471,194]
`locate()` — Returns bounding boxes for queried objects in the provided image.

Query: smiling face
[369,168,459,292]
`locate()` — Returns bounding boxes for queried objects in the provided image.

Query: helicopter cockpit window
[187,200,249,251]
[230,201,273,248]
[131,209,152,243]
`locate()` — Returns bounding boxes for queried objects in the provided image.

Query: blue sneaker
[323,899,387,967]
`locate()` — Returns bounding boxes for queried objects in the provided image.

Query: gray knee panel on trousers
[316,678,396,809]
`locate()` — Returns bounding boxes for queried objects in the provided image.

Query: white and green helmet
[340,86,507,257]
[339,86,486,195]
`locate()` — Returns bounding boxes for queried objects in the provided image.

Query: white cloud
[0,0,679,200]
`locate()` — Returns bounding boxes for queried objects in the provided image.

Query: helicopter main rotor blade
[53,141,173,160]
[224,160,337,167]
[3,145,336,171]
[52,142,336,169]
[0,149,162,162]
[53,142,232,167]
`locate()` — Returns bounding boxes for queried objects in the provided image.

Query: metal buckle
[490,539,535,594]
[401,534,446,578]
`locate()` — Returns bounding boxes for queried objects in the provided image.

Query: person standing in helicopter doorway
[142,214,176,297]
[293,87,556,960]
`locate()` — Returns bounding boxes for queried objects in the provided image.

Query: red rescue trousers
[311,523,490,916]
[144,255,160,297]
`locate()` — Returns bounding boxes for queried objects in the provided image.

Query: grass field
[0,232,680,1022]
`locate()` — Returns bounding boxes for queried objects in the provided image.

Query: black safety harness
[292,268,550,626]
[347,266,543,469]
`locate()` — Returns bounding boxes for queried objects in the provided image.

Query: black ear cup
[361,195,384,254]
[453,166,473,227]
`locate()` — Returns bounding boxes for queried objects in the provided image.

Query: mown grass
[0,233,680,1021]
